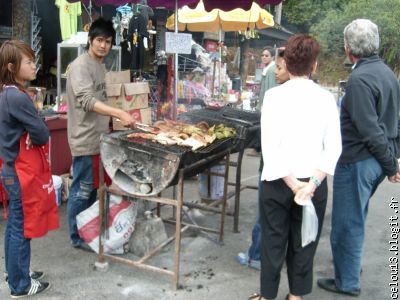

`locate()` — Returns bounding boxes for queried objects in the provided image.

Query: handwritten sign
[165,32,192,54]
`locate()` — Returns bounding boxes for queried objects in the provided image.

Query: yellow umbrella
[166,0,274,32]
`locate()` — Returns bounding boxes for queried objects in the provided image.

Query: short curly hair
[344,19,379,58]
[284,34,320,76]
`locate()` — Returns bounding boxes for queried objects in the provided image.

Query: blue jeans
[1,170,31,293]
[248,177,262,261]
[331,157,385,292]
[67,156,97,246]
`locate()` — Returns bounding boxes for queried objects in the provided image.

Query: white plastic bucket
[52,175,62,206]
[198,165,225,200]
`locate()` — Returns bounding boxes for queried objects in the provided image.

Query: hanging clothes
[127,12,148,71]
[55,0,82,41]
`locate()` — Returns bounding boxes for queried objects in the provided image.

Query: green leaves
[314,0,400,74]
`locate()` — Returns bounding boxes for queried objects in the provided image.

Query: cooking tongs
[135,122,160,133]
[115,118,159,132]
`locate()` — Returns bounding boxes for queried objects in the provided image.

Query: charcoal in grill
[118,160,152,184]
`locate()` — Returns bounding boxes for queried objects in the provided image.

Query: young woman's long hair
[0,40,35,92]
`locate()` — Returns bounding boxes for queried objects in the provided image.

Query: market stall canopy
[199,0,283,11]
[67,0,283,11]
[166,0,274,32]
[66,0,198,9]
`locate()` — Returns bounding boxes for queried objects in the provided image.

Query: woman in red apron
[0,40,59,298]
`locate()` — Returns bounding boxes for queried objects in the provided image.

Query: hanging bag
[301,201,319,247]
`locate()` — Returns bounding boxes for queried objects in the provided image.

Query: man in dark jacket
[318,19,400,296]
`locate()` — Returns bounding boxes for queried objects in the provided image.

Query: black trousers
[259,178,328,299]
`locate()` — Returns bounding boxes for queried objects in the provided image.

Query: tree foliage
[310,0,400,78]
[282,0,345,33]
[283,0,400,83]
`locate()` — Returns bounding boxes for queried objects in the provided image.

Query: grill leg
[97,186,106,264]
[173,169,184,290]
[172,186,177,219]
[219,153,230,242]
[233,149,244,233]
[156,192,161,218]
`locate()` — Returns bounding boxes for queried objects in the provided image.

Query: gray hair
[343,19,379,58]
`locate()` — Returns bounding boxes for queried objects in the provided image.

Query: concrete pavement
[0,151,395,299]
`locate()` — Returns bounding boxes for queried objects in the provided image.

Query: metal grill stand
[96,150,231,289]
[227,144,258,233]
[200,140,258,233]
[178,108,261,233]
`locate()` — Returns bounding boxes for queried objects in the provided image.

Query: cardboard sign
[165,32,192,54]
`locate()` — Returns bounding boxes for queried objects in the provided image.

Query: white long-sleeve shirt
[260,79,342,181]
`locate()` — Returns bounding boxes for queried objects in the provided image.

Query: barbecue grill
[100,129,233,196]
[97,107,260,287]
[101,107,260,230]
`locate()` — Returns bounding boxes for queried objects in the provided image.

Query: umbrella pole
[218,28,222,99]
[173,0,179,120]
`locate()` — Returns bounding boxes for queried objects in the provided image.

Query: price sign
[165,32,192,54]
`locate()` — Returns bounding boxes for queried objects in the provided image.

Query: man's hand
[118,110,136,129]
[388,172,400,183]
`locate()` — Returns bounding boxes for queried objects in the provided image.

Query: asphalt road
[0,151,397,299]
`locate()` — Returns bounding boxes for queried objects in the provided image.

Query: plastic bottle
[36,88,44,110]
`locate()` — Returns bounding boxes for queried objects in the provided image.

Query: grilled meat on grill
[126,120,236,151]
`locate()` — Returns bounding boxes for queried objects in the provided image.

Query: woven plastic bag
[77,194,138,254]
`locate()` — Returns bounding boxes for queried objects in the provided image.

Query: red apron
[0,160,8,219]
[12,133,60,238]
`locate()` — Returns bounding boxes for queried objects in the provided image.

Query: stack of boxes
[105,70,152,130]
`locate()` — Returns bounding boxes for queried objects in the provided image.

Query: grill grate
[119,129,188,156]
[194,136,232,153]
[118,129,232,155]
[179,108,260,126]
[221,107,260,125]
[178,111,249,140]
[178,108,260,151]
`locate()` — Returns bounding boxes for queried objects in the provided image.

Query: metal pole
[218,28,222,99]
[172,0,179,120]
[275,2,282,25]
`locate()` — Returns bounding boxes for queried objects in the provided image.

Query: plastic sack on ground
[77,194,138,254]
[301,200,319,247]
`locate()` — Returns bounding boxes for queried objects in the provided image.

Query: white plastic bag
[77,194,138,254]
[301,200,319,247]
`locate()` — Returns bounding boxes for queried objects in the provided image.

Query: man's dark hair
[86,17,115,49]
